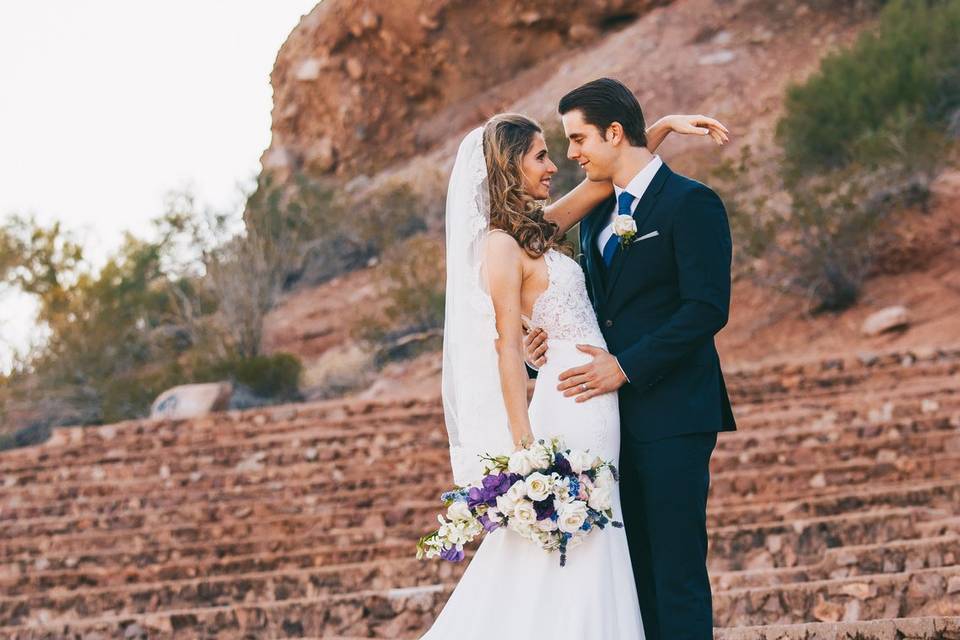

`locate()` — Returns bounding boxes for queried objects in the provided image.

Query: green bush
[777,0,960,175]
[195,353,302,400]
[715,0,959,312]
[353,234,445,363]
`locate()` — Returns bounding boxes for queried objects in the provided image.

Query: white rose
[506,479,527,503]
[446,501,473,521]
[512,500,538,526]
[566,449,595,474]
[557,500,589,533]
[508,518,535,539]
[525,472,552,501]
[612,214,637,238]
[485,507,504,526]
[534,516,558,532]
[587,484,612,511]
[508,449,534,476]
[527,442,552,470]
[495,493,517,517]
[594,466,614,489]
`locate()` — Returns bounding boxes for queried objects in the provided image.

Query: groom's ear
[606,121,626,146]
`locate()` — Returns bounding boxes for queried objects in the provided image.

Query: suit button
[604,319,613,327]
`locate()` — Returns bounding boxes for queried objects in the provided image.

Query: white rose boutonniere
[612,214,638,248]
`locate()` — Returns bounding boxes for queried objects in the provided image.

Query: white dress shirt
[596,155,663,253]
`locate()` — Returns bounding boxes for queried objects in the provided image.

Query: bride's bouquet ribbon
[416,437,622,567]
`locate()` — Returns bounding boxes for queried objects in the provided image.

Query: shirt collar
[614,155,663,202]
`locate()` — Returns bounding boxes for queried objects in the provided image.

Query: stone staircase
[1,347,959,638]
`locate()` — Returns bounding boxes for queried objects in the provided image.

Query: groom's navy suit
[582,162,736,640]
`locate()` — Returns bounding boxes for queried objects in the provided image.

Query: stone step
[6,474,959,563]
[4,566,958,638]
[712,565,960,627]
[3,506,952,581]
[714,616,960,639]
[4,432,957,522]
[0,347,955,471]
[7,526,956,604]
[5,424,955,538]
[3,455,957,554]
[0,586,449,639]
[4,384,955,488]
[3,400,955,494]
[11,534,959,624]
[712,535,960,591]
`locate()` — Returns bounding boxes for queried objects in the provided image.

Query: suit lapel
[604,162,672,296]
[581,196,614,309]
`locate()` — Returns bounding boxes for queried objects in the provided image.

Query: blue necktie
[602,190,635,268]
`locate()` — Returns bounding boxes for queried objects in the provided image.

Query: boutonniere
[612,215,638,248]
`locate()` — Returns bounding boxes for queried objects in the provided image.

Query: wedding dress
[422,127,644,638]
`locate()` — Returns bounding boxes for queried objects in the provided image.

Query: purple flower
[466,486,486,509]
[553,453,573,477]
[533,495,555,521]
[478,513,500,532]
[483,472,514,496]
[440,545,465,562]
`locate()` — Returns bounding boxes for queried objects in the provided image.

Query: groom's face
[561,109,617,182]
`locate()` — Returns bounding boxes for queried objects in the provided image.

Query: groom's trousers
[619,430,717,640]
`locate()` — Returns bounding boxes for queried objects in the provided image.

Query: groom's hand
[557,345,628,402]
[523,327,548,368]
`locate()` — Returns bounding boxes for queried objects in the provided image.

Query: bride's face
[519,133,558,200]
[561,109,616,182]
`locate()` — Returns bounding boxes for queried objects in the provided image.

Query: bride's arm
[544,114,730,235]
[485,233,536,450]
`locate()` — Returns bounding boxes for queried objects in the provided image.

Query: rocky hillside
[256,0,960,400]
[261,0,669,179]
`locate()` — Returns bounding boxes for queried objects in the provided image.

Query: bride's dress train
[421,248,645,638]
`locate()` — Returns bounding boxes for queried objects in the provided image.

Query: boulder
[150,382,232,420]
[862,305,910,336]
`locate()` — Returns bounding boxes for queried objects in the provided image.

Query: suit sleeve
[525,363,539,380]
[615,185,732,390]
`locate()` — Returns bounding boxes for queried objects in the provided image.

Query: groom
[525,78,736,640]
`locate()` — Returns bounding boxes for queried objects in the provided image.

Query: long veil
[441,127,513,486]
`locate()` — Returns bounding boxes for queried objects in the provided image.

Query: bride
[422,112,727,638]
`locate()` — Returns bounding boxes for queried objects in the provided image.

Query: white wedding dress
[421,247,646,638]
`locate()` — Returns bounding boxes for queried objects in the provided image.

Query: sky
[0,1,318,369]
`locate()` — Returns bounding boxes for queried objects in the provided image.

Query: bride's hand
[513,433,535,451]
[665,114,729,145]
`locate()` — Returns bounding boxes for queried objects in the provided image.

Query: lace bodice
[527,249,606,347]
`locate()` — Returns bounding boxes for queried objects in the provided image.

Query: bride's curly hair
[482,113,572,258]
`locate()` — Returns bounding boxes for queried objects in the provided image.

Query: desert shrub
[715,0,958,312]
[0,174,324,438]
[294,178,434,286]
[353,233,445,364]
[194,352,302,401]
[777,0,960,175]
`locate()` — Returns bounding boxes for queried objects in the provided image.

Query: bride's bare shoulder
[484,229,526,278]
[485,228,521,253]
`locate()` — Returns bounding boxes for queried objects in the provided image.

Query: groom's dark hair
[558,78,647,148]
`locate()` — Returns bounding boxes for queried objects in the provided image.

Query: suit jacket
[580,162,737,442]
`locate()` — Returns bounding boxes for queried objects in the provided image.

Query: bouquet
[416,436,622,566]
